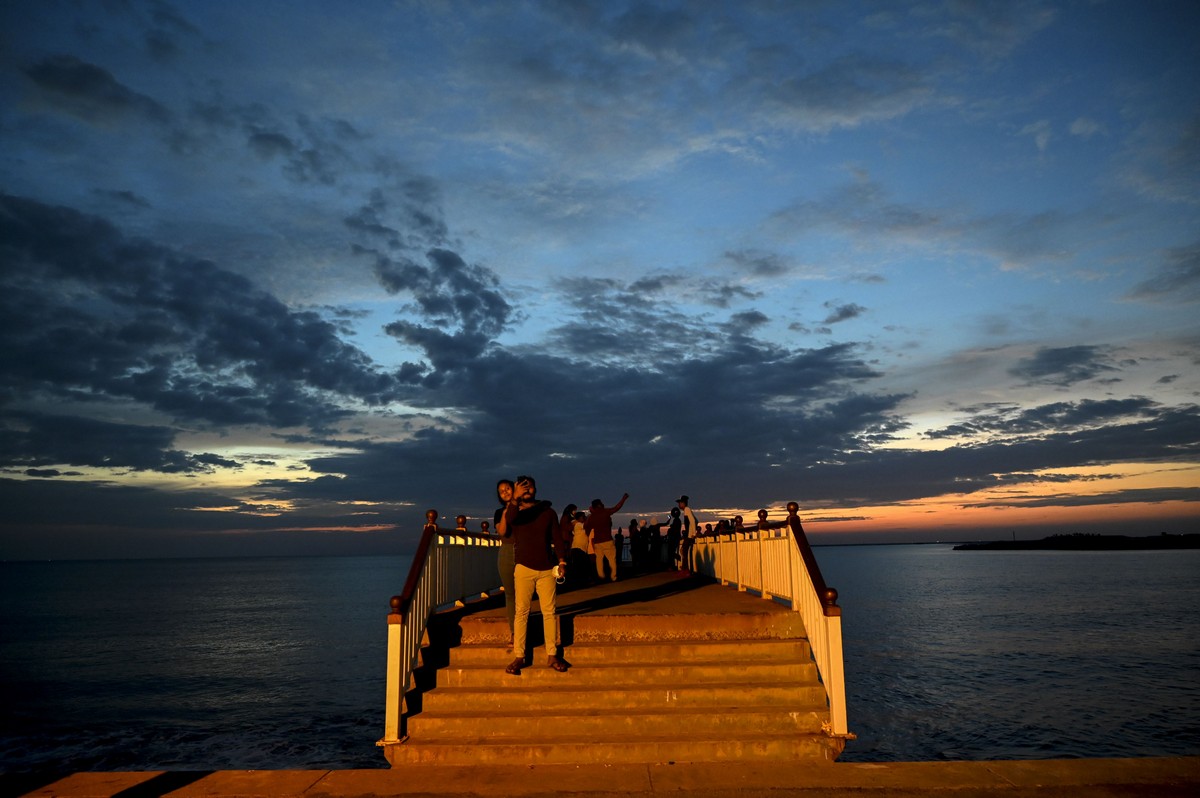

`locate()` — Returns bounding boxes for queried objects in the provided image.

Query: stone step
[419,681,830,712]
[406,704,829,739]
[435,658,818,687]
[433,637,814,667]
[386,733,840,765]
[454,610,808,645]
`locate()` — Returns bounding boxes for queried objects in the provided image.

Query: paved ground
[7,758,1199,797]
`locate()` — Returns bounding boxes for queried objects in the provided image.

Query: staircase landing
[385,570,844,766]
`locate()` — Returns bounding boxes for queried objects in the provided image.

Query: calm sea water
[1,546,1197,776]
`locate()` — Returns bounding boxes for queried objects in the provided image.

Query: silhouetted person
[645,517,667,569]
[628,519,646,572]
[665,507,682,571]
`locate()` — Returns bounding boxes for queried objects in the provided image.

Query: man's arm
[611,492,629,513]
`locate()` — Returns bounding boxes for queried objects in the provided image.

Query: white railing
[378,517,502,746]
[692,512,849,738]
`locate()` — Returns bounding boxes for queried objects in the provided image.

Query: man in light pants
[585,492,629,582]
[498,475,570,675]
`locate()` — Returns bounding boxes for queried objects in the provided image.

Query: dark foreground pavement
[7,758,1199,798]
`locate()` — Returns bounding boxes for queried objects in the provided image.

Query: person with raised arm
[585,491,629,582]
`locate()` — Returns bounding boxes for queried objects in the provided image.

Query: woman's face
[497,482,514,503]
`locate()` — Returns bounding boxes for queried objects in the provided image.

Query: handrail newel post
[381,597,404,745]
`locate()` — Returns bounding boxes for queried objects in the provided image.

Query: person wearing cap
[677,494,700,573]
[585,491,628,582]
[497,475,569,675]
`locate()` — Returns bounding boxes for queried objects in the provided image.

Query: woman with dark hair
[494,478,516,643]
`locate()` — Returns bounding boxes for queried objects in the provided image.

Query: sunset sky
[1,0,1198,560]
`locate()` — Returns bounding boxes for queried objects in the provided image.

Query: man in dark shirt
[498,475,569,674]
[585,492,628,582]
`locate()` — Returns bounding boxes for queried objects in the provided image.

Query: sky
[1,0,1198,560]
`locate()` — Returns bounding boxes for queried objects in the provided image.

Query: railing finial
[822,587,839,608]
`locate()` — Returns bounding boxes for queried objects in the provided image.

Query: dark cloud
[0,411,232,474]
[1009,345,1119,386]
[763,55,935,131]
[1128,241,1200,302]
[770,177,942,239]
[182,98,361,183]
[268,319,901,522]
[730,310,770,328]
[962,486,1200,509]
[926,397,1159,439]
[378,248,512,372]
[0,194,403,430]
[93,189,152,209]
[628,274,685,294]
[144,2,202,62]
[23,55,172,125]
[794,403,1200,507]
[701,281,763,308]
[725,249,791,277]
[0,477,415,560]
[346,179,449,253]
[822,302,867,324]
[247,129,296,158]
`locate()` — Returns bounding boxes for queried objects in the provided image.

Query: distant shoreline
[953,533,1200,551]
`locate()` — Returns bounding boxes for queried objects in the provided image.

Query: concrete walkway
[9,758,1199,797]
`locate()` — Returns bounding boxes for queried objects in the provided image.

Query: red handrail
[787,514,840,617]
[390,523,500,617]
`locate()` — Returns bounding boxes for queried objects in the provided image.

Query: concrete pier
[9,757,1200,797]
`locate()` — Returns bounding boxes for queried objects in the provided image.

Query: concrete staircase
[384,573,842,766]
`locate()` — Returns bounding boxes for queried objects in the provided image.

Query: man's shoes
[547,655,567,672]
[505,657,523,675]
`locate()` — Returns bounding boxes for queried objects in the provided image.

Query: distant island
[954,533,1200,551]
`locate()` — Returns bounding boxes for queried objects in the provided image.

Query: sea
[1,545,1198,777]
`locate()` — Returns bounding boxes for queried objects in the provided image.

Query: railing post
[383,595,404,743]
[822,588,848,736]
